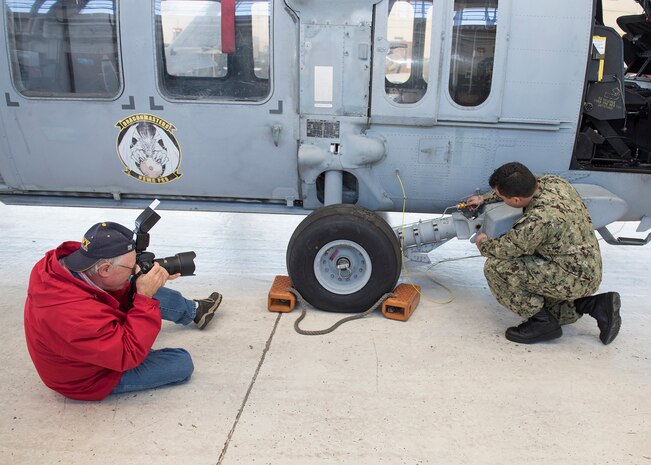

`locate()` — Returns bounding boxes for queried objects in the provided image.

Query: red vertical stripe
[221,0,236,54]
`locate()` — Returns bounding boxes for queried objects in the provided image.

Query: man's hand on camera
[135,262,169,298]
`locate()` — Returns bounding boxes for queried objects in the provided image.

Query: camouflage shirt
[478,175,602,281]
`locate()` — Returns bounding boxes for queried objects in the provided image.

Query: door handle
[271,124,282,146]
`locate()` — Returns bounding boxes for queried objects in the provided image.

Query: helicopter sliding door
[147,0,298,203]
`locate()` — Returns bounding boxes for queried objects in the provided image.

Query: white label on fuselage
[314,66,333,108]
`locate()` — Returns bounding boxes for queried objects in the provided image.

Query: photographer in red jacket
[24,222,222,401]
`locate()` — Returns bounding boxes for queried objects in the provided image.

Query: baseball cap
[64,222,135,272]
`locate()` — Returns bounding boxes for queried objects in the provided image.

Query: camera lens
[154,251,196,276]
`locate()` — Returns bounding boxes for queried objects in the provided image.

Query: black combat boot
[505,308,562,344]
[574,292,621,345]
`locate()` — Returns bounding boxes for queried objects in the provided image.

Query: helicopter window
[156,0,271,101]
[160,1,227,78]
[251,2,269,79]
[5,0,120,98]
[448,0,497,107]
[385,0,433,104]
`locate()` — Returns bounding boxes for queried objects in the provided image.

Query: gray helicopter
[1,0,650,311]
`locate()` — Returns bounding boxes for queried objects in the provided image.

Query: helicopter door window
[251,2,269,79]
[160,1,228,78]
[5,0,121,98]
[448,0,498,107]
[156,0,271,101]
[384,0,433,104]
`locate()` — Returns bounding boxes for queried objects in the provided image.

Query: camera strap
[127,271,144,307]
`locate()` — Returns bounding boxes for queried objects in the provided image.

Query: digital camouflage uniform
[478,175,602,325]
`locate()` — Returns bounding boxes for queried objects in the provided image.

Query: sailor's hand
[474,233,488,249]
[465,195,484,211]
[135,263,169,297]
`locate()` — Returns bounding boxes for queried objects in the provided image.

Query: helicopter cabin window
[5,0,120,98]
[448,0,497,107]
[157,0,271,101]
[384,0,433,104]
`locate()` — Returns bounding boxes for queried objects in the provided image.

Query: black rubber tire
[286,204,401,313]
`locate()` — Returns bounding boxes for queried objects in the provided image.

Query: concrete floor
[0,201,649,465]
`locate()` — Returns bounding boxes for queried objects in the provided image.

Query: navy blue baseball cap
[64,222,135,272]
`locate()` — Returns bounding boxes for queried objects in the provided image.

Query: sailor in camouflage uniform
[466,162,621,345]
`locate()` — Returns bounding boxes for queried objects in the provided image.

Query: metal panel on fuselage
[366,0,601,213]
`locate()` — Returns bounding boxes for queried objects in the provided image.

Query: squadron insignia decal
[116,114,183,183]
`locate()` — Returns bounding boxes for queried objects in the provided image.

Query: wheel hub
[335,257,352,278]
[314,239,372,295]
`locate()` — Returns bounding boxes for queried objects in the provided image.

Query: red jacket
[24,242,162,401]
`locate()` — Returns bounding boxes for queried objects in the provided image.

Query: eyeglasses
[113,262,136,274]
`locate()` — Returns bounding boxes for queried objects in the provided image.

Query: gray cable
[287,288,394,336]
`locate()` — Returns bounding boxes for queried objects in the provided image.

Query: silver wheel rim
[313,239,372,294]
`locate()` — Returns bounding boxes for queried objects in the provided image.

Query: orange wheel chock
[381,284,421,321]
[267,275,296,313]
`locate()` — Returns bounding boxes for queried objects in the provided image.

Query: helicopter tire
[286,204,401,313]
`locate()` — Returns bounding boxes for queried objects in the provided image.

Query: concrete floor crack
[216,312,282,465]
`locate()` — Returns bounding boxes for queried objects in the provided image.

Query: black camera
[137,250,196,276]
[133,200,196,276]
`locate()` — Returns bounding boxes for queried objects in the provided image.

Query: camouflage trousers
[484,256,601,325]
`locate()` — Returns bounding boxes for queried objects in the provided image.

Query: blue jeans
[111,287,196,394]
